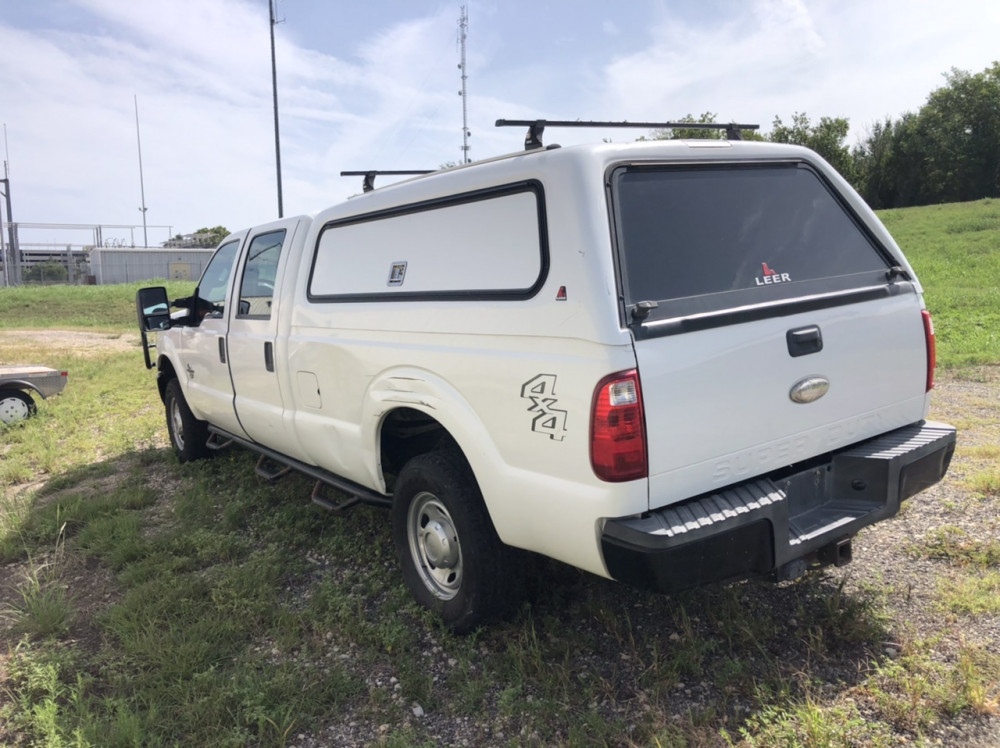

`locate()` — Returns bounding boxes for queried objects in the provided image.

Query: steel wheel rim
[0,395,30,424]
[407,491,463,600]
[169,398,185,450]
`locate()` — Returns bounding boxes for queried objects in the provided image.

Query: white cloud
[2,0,999,244]
[596,0,1000,142]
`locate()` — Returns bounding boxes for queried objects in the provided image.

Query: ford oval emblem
[789,376,830,404]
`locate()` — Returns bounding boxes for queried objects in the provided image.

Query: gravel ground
[294,365,1000,747]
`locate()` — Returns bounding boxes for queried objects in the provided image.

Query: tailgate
[635,294,929,507]
[609,159,931,509]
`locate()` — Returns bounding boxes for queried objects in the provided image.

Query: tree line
[654,62,1000,210]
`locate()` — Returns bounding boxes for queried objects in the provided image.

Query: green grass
[1,201,999,744]
[0,280,194,331]
[879,198,1000,367]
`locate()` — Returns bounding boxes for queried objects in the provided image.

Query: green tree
[193,226,230,247]
[854,62,1000,208]
[769,112,855,182]
[23,261,68,283]
[644,112,764,141]
[918,63,1000,203]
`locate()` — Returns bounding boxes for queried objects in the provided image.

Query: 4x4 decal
[520,374,568,441]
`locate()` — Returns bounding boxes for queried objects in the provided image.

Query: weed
[936,571,1000,616]
[911,526,1000,569]
[967,467,1000,498]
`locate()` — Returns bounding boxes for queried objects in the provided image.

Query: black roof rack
[495,119,760,150]
[340,170,434,193]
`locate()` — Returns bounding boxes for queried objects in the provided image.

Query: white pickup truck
[137,124,955,631]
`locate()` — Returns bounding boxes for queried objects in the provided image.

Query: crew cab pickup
[137,129,956,631]
[0,366,68,424]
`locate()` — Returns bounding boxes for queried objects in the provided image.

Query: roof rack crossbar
[340,169,434,193]
[494,119,760,150]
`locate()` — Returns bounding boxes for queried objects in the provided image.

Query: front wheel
[0,389,36,425]
[392,451,521,633]
[164,379,211,462]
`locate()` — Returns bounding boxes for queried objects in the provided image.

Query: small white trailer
[0,366,68,424]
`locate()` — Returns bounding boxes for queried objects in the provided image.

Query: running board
[311,482,360,512]
[255,455,293,483]
[207,426,392,510]
[206,432,234,451]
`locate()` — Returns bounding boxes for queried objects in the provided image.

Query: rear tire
[0,389,36,425]
[164,379,211,462]
[392,450,521,633]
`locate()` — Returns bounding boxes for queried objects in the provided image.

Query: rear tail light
[922,309,936,392]
[590,369,647,482]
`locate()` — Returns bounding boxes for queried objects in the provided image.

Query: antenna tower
[457,6,470,163]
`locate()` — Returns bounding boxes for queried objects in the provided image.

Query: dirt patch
[0,330,141,358]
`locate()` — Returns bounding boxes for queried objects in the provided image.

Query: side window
[238,229,286,318]
[196,240,241,318]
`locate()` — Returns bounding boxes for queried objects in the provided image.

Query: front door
[180,235,248,437]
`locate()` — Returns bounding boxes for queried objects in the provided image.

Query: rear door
[610,161,930,507]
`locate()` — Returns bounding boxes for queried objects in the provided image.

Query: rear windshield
[612,163,891,320]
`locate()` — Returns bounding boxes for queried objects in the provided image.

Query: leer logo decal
[755,261,791,286]
[520,374,568,441]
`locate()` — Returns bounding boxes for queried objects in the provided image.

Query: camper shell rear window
[610,162,894,325]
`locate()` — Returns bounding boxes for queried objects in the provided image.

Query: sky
[1,0,998,249]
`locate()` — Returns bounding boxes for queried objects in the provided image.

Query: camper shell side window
[307,181,549,303]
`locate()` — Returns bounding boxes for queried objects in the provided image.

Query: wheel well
[156,358,178,402]
[379,408,458,488]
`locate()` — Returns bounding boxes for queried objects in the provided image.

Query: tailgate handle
[264,342,275,372]
[787,325,823,357]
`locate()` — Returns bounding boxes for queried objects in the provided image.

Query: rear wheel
[164,379,211,462]
[0,390,36,425]
[392,450,521,633]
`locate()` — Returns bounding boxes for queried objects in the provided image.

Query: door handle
[264,342,274,372]
[786,325,823,357]
[218,337,227,364]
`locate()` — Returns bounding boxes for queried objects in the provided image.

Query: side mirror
[135,286,171,370]
[137,286,172,331]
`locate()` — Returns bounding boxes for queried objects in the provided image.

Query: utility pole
[134,95,149,247]
[457,6,470,164]
[1,123,17,286]
[269,0,284,217]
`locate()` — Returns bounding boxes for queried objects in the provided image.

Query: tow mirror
[136,286,171,369]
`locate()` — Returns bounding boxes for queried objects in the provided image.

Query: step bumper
[600,420,956,593]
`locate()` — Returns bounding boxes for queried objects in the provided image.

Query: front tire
[0,389,36,425]
[392,451,521,633]
[164,379,211,462]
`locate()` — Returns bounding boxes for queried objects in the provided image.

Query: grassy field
[0,281,194,331]
[1,201,998,746]
[880,197,1000,367]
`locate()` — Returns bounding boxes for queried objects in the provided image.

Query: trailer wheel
[164,379,211,462]
[392,450,521,633]
[0,389,36,425]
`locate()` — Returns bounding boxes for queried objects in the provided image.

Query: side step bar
[255,455,293,483]
[206,432,234,450]
[207,426,392,510]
